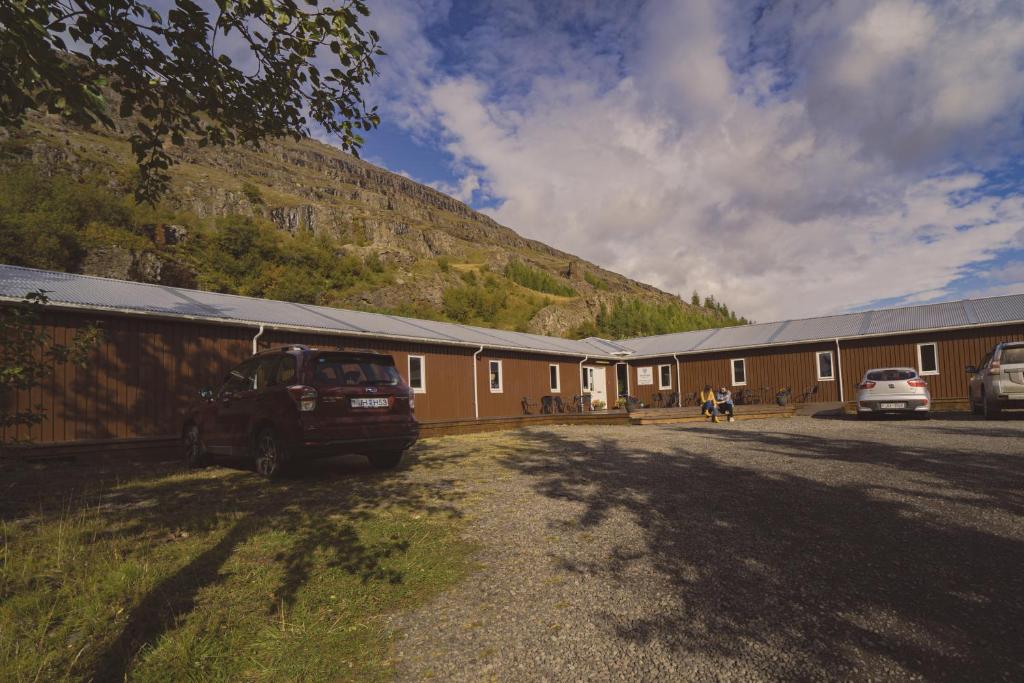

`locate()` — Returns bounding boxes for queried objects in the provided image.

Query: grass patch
[504,260,576,297]
[0,455,473,682]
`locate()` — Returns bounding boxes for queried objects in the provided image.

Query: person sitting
[699,384,720,423]
[716,386,735,422]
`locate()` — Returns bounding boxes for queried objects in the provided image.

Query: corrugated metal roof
[617,292,1024,357]
[0,265,615,357]
[2,265,1023,359]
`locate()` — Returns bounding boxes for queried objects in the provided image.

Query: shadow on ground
[1,441,469,681]
[500,425,1024,680]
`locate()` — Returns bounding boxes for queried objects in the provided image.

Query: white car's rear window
[866,369,916,381]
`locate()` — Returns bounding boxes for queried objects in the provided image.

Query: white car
[856,367,931,419]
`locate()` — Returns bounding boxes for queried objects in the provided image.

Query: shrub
[504,260,576,297]
[584,271,609,290]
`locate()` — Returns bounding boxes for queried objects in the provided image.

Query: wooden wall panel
[839,324,1024,401]
[4,303,1023,446]
[631,342,842,405]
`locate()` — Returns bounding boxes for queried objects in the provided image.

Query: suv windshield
[1001,346,1024,364]
[866,369,916,381]
[311,354,401,386]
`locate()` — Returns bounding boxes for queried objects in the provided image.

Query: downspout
[579,356,590,397]
[673,353,682,398]
[472,345,484,420]
[835,338,844,403]
[251,324,265,354]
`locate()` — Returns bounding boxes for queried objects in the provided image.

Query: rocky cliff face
[4,112,722,337]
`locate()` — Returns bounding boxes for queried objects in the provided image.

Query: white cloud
[365,0,1024,320]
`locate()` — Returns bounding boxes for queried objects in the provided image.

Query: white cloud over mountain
[366,0,1024,320]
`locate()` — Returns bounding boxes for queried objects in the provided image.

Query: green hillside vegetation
[573,298,747,339]
[0,142,749,340]
[584,271,609,290]
[504,260,576,297]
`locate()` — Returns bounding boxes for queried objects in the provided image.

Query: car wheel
[368,450,404,470]
[254,428,288,478]
[183,424,209,469]
[983,393,1002,420]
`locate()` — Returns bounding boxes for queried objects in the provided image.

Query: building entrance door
[584,365,608,408]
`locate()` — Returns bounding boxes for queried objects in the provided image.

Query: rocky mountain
[0,111,744,338]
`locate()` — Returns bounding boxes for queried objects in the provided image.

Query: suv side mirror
[198,387,214,401]
[964,365,978,375]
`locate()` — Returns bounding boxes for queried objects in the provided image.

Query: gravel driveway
[388,415,1024,681]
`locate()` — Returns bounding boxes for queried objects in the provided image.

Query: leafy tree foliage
[504,260,576,297]
[573,298,746,339]
[0,0,383,201]
[1,292,102,445]
[442,273,509,324]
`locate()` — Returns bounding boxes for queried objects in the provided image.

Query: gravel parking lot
[391,415,1024,681]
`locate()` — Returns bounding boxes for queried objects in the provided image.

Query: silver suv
[966,341,1024,418]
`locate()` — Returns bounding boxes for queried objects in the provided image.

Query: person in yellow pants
[699,384,720,423]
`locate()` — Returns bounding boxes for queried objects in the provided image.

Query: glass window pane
[490,361,501,389]
[818,353,833,379]
[733,359,746,384]
[920,344,938,373]
[276,355,296,385]
[409,356,423,390]
[549,365,558,391]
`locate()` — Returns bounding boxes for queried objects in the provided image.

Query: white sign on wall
[636,366,654,386]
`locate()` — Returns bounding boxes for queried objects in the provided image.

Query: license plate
[879,402,906,409]
[351,397,389,408]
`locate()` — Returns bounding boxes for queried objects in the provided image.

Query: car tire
[970,395,982,415]
[983,393,1002,420]
[183,424,209,469]
[254,427,288,478]
[368,450,404,470]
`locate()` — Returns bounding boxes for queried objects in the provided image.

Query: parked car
[856,367,930,418]
[183,345,419,476]
[966,341,1024,419]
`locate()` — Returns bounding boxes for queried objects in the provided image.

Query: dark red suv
[183,345,419,476]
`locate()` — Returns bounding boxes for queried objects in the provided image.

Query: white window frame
[582,366,595,393]
[408,355,426,394]
[549,364,561,393]
[730,358,747,386]
[815,351,835,381]
[917,342,939,376]
[489,360,503,393]
[657,364,673,390]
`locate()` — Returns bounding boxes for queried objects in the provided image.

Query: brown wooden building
[2,265,1023,449]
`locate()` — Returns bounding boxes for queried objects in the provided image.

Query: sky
[352,0,1024,321]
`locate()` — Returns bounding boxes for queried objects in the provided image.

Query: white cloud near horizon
[365,0,1024,320]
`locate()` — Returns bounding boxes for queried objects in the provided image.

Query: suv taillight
[287,385,318,412]
[907,379,927,388]
[859,381,876,389]
[990,360,1002,375]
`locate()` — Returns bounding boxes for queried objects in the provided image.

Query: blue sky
[353,0,1024,320]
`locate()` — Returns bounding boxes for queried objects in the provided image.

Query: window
[549,364,560,392]
[312,354,401,387]
[582,367,595,392]
[658,364,672,390]
[489,360,503,393]
[867,369,917,381]
[408,355,425,393]
[731,358,747,386]
[917,342,939,375]
[816,351,834,381]
[220,359,258,396]
[254,355,282,390]
[276,355,297,385]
